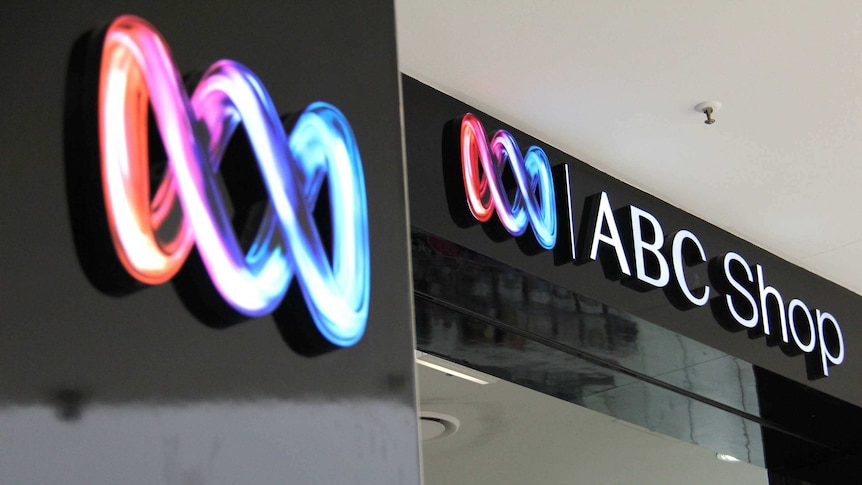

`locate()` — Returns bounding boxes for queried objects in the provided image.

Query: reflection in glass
[412,229,765,466]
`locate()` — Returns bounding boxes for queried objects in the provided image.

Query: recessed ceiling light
[715,453,742,463]
[419,411,460,441]
[415,351,498,385]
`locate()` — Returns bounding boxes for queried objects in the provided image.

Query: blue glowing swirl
[191,62,370,347]
[98,14,370,349]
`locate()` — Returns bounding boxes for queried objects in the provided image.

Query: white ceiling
[417,364,767,485]
[395,0,862,297]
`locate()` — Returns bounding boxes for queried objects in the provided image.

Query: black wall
[0,2,420,484]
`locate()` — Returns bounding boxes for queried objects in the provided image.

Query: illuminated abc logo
[65,15,369,355]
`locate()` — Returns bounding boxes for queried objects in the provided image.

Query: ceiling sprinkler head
[695,101,722,125]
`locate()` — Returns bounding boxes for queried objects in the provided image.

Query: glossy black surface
[413,230,761,418]
[413,230,765,465]
[413,230,862,479]
[0,3,419,484]
[755,367,862,483]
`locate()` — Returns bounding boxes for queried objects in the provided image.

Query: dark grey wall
[0,2,420,484]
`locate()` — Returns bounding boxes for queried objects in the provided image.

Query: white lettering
[788,299,815,353]
[669,230,709,307]
[756,265,787,341]
[589,192,631,276]
[816,310,845,377]
[723,252,758,329]
[629,206,669,288]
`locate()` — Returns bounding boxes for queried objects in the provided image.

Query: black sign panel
[403,74,862,407]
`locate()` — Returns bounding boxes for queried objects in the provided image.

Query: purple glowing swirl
[100,15,369,347]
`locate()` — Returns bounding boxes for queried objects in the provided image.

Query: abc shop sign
[451,113,844,381]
